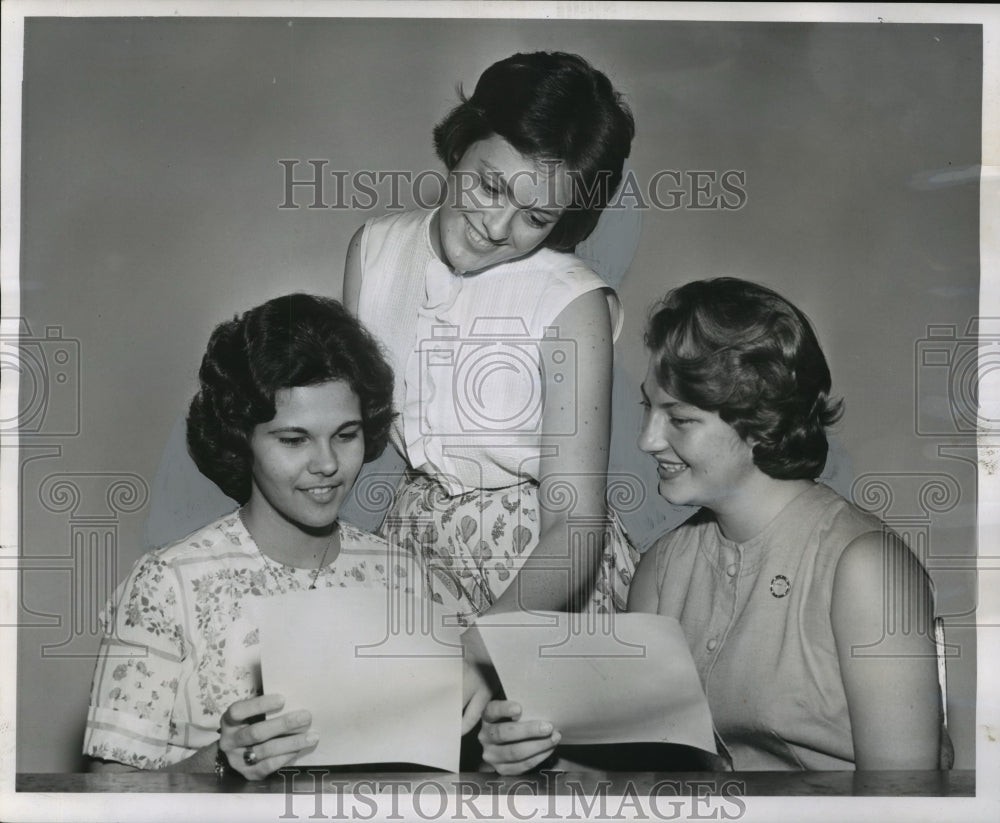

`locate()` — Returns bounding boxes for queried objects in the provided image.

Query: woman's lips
[302,485,340,502]
[464,216,501,252]
[656,461,688,477]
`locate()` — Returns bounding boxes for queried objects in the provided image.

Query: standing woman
[344,52,639,623]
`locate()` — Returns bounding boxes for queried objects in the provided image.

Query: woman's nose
[309,442,338,475]
[637,415,668,455]
[482,203,515,242]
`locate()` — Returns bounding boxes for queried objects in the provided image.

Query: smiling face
[434,133,572,275]
[637,359,760,512]
[246,380,365,537]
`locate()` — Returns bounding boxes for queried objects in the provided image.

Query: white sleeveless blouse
[356,209,623,494]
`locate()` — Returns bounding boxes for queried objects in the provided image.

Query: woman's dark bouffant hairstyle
[433,51,635,252]
[644,278,843,480]
[186,294,395,504]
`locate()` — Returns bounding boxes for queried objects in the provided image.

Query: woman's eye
[278,436,306,446]
[338,429,361,442]
[479,176,500,196]
[526,213,552,229]
[670,417,693,427]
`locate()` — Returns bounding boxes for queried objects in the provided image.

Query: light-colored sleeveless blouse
[356,209,623,495]
[649,482,886,770]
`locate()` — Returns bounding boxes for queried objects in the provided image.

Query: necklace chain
[309,535,335,590]
[238,508,337,591]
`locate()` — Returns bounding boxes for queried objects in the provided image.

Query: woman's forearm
[88,741,219,774]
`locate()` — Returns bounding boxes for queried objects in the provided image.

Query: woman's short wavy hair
[433,51,635,252]
[644,278,843,480]
[186,293,395,504]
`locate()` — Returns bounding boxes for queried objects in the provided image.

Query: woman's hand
[479,700,561,775]
[218,693,318,780]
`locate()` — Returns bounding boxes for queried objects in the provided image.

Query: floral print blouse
[84,511,417,769]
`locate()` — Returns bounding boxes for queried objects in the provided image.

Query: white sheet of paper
[256,587,464,772]
[472,611,716,752]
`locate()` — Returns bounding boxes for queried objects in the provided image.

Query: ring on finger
[243,746,258,766]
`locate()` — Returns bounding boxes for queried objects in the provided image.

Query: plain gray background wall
[14,17,980,771]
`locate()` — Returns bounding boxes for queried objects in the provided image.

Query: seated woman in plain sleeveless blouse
[477,278,951,773]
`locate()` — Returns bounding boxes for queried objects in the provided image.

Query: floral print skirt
[378,468,640,625]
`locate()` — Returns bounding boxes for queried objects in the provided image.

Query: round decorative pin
[770,574,791,598]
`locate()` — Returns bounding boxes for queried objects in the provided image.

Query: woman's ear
[732,421,757,450]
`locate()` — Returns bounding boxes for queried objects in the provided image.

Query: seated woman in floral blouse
[84,293,472,779]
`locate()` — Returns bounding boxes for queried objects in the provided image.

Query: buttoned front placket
[699,541,744,690]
